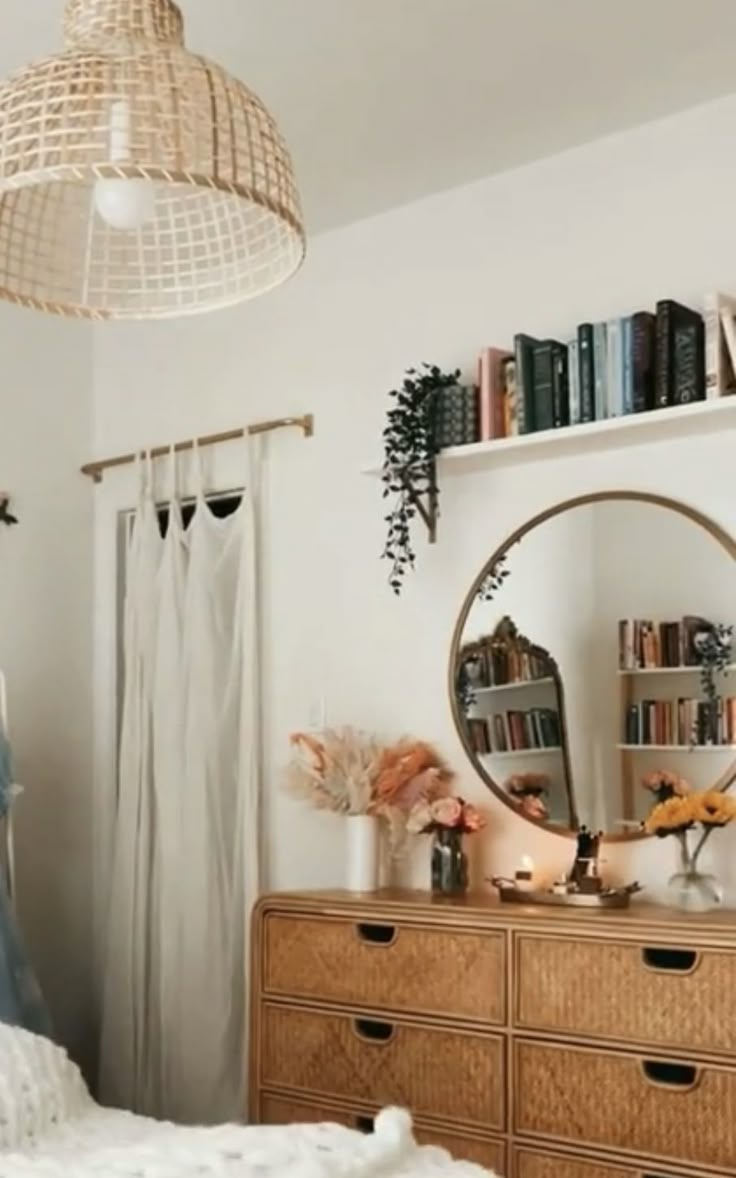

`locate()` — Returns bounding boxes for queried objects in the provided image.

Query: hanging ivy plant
[694,621,733,706]
[382,363,461,594]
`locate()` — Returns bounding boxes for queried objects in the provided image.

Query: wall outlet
[306,697,326,732]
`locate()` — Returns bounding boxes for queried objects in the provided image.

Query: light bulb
[95,178,156,231]
[94,98,156,231]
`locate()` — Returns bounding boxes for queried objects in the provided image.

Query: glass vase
[666,838,723,914]
[431,827,468,896]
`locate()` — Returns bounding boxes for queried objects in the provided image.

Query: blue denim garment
[0,732,53,1036]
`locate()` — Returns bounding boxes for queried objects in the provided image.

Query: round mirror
[449,492,736,840]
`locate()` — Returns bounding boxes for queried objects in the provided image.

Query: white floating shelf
[363,397,736,477]
[618,665,736,676]
[471,677,554,696]
[482,747,562,760]
[617,744,736,753]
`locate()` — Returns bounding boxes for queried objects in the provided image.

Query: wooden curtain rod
[80,414,314,484]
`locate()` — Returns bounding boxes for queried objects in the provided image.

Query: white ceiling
[5,1,736,232]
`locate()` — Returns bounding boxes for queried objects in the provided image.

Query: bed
[0,1024,498,1177]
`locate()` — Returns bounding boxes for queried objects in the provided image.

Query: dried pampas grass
[286,728,384,816]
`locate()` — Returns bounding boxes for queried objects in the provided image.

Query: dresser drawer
[514,1147,690,1178]
[514,1039,736,1175]
[515,934,736,1055]
[260,1003,505,1131]
[259,1095,506,1171]
[262,913,506,1024]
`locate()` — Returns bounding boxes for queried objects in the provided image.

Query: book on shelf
[488,707,561,753]
[606,317,624,418]
[462,640,551,689]
[577,323,595,423]
[551,342,569,428]
[567,339,580,425]
[593,322,608,421]
[704,292,736,399]
[655,299,705,408]
[478,347,513,441]
[624,696,736,747]
[467,717,491,755]
[514,333,539,435]
[618,616,732,671]
[531,341,555,432]
[720,301,736,380]
[502,356,518,437]
[631,311,656,412]
[521,338,571,434]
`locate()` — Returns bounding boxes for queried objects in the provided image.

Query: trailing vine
[456,656,482,715]
[456,564,515,714]
[382,363,461,594]
[477,554,510,602]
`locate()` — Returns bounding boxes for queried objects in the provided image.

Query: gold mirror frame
[448,491,736,842]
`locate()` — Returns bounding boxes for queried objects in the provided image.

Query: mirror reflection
[451,494,736,838]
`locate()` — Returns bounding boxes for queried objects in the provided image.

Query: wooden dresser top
[256,888,736,946]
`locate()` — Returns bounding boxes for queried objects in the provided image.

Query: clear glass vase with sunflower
[642,772,736,912]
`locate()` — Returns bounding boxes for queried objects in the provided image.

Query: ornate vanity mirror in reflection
[449,492,736,840]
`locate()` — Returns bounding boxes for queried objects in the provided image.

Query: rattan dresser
[249,889,736,1177]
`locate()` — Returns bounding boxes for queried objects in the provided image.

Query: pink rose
[462,804,485,833]
[431,797,463,828]
[520,795,548,821]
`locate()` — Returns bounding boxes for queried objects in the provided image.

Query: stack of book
[462,291,736,445]
[624,697,736,747]
[618,616,730,671]
[461,641,550,689]
[487,707,561,754]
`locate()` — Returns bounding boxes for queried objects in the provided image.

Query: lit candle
[515,855,535,893]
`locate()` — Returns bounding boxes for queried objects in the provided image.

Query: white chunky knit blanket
[0,1025,496,1178]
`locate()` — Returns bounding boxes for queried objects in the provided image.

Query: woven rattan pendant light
[0,0,305,319]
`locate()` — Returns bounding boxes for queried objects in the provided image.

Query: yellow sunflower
[692,790,736,828]
[644,795,698,836]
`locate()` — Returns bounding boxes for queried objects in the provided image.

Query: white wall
[92,93,736,905]
[0,307,93,1063]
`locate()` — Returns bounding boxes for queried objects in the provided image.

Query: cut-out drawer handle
[642,946,699,973]
[641,1172,681,1178]
[356,923,397,946]
[354,1115,375,1134]
[354,1018,395,1044]
[641,1060,699,1090]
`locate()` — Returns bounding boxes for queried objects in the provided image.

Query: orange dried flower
[374,740,454,813]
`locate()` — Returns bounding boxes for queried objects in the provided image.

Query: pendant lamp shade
[0,0,305,319]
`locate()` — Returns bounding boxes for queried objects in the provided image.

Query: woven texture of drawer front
[515,1039,736,1174]
[514,1149,634,1178]
[260,1004,504,1131]
[516,934,736,1055]
[263,913,505,1024]
[259,1096,505,1171]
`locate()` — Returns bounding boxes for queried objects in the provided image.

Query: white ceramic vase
[345,814,380,892]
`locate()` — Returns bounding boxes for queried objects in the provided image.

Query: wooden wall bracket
[400,467,439,545]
